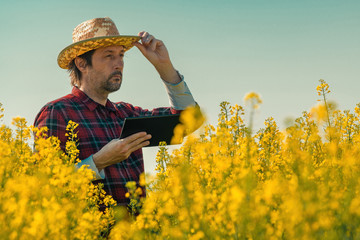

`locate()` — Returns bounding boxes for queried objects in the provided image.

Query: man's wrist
[156,64,181,84]
[93,152,105,172]
[75,155,105,179]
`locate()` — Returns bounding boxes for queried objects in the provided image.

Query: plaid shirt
[34,86,181,205]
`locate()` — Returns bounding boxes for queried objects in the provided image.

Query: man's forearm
[156,63,182,85]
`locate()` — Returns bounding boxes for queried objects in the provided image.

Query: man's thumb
[133,42,146,55]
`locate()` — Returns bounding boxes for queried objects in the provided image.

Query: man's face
[87,45,125,93]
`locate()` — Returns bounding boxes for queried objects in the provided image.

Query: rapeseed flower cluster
[110,80,360,239]
[0,112,116,239]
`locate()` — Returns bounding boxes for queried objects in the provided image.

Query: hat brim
[57,35,141,69]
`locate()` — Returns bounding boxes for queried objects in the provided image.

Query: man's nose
[114,57,124,70]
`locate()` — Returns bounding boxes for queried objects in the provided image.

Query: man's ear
[74,57,87,73]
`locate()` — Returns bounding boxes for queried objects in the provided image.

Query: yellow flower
[316,79,330,96]
[244,91,262,109]
[0,103,4,120]
[310,103,328,122]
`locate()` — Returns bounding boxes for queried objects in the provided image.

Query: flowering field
[2,80,360,239]
[0,114,116,239]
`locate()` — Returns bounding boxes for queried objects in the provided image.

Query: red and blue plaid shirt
[34,86,181,206]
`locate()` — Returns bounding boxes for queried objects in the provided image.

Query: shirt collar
[71,87,117,112]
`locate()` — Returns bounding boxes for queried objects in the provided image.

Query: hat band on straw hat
[57,17,140,69]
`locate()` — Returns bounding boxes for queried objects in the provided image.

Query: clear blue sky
[1,0,359,173]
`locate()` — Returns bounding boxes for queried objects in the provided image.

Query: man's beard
[102,71,122,93]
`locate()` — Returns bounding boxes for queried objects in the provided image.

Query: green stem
[322,89,332,141]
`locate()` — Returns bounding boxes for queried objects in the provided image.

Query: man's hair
[68,50,95,87]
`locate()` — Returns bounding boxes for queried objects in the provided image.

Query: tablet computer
[119,114,182,147]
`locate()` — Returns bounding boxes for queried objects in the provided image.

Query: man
[34,17,196,206]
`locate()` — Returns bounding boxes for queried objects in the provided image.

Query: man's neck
[79,85,109,106]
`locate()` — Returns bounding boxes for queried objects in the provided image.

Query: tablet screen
[119,114,181,147]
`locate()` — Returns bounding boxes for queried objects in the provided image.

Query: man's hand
[92,132,152,171]
[133,31,181,84]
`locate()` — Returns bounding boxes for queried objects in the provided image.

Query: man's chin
[104,83,121,93]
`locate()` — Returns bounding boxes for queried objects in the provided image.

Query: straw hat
[57,17,140,69]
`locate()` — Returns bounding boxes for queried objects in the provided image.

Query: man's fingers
[138,31,152,43]
[123,132,148,143]
[130,133,152,146]
[144,35,154,45]
[121,132,151,155]
[136,31,156,47]
[123,132,151,146]
[138,31,146,37]
[129,140,151,154]
[149,38,159,51]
